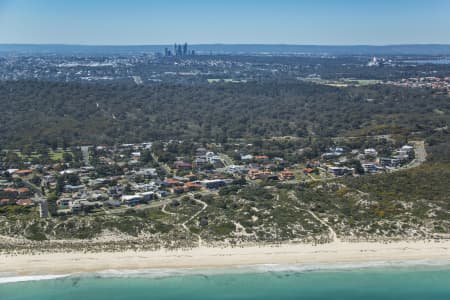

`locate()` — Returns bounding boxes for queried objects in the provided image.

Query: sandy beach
[1,240,450,276]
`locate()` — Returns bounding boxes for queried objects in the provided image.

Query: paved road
[80,146,91,166]
[408,140,427,168]
[151,152,172,174]
[219,153,233,167]
[103,190,216,215]
[22,178,44,197]
[106,198,174,215]
[332,134,394,143]
[393,140,427,172]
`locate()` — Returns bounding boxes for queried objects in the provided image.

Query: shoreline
[1,240,450,278]
[2,260,450,285]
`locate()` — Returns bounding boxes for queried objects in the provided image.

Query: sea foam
[1,259,449,284]
[0,274,69,284]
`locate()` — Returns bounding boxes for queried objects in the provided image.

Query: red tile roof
[15,169,33,175]
[165,178,182,184]
[304,168,315,173]
[16,199,33,206]
[185,182,202,188]
[17,187,30,194]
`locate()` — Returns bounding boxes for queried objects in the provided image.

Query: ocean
[1,263,450,300]
[403,59,450,65]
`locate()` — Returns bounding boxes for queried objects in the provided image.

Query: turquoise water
[1,265,450,300]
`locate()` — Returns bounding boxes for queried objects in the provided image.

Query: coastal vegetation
[0,79,449,254]
[0,80,448,148]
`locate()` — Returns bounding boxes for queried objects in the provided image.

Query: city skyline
[0,0,450,45]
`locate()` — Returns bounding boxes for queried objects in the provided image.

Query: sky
[0,0,450,45]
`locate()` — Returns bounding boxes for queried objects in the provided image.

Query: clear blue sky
[0,0,449,45]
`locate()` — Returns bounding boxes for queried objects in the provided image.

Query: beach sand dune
[1,241,450,275]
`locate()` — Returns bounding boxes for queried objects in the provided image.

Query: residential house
[121,195,143,206]
[248,170,272,180]
[322,147,345,159]
[303,167,317,175]
[64,184,85,193]
[57,198,72,209]
[364,148,378,157]
[379,157,401,168]
[0,199,12,206]
[201,179,227,189]
[225,165,247,175]
[241,154,254,161]
[401,145,414,153]
[195,147,208,157]
[184,182,202,191]
[140,191,155,201]
[194,157,208,168]
[254,155,269,162]
[328,167,354,177]
[279,170,295,180]
[14,169,33,177]
[16,199,34,206]
[174,161,192,170]
[171,186,186,194]
[163,178,184,187]
[156,190,169,198]
[362,163,381,174]
[105,200,121,208]
[135,168,157,178]
[17,187,31,197]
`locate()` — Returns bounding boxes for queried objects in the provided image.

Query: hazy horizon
[1,0,450,45]
[2,43,450,46]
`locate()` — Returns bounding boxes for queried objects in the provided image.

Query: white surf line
[0,274,69,284]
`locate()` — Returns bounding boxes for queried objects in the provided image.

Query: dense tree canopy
[0,80,448,148]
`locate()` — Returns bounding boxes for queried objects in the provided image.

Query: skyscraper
[167,43,191,57]
[183,43,188,56]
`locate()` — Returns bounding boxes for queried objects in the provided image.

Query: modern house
[279,170,295,180]
[362,163,382,174]
[248,169,272,180]
[174,161,192,170]
[327,167,354,177]
[379,157,401,168]
[64,184,85,193]
[184,182,202,191]
[121,195,143,206]
[57,198,72,209]
[163,178,184,187]
[201,179,227,189]
[364,148,378,157]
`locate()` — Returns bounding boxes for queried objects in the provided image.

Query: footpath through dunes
[288,191,338,243]
[161,197,208,247]
[181,199,208,247]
